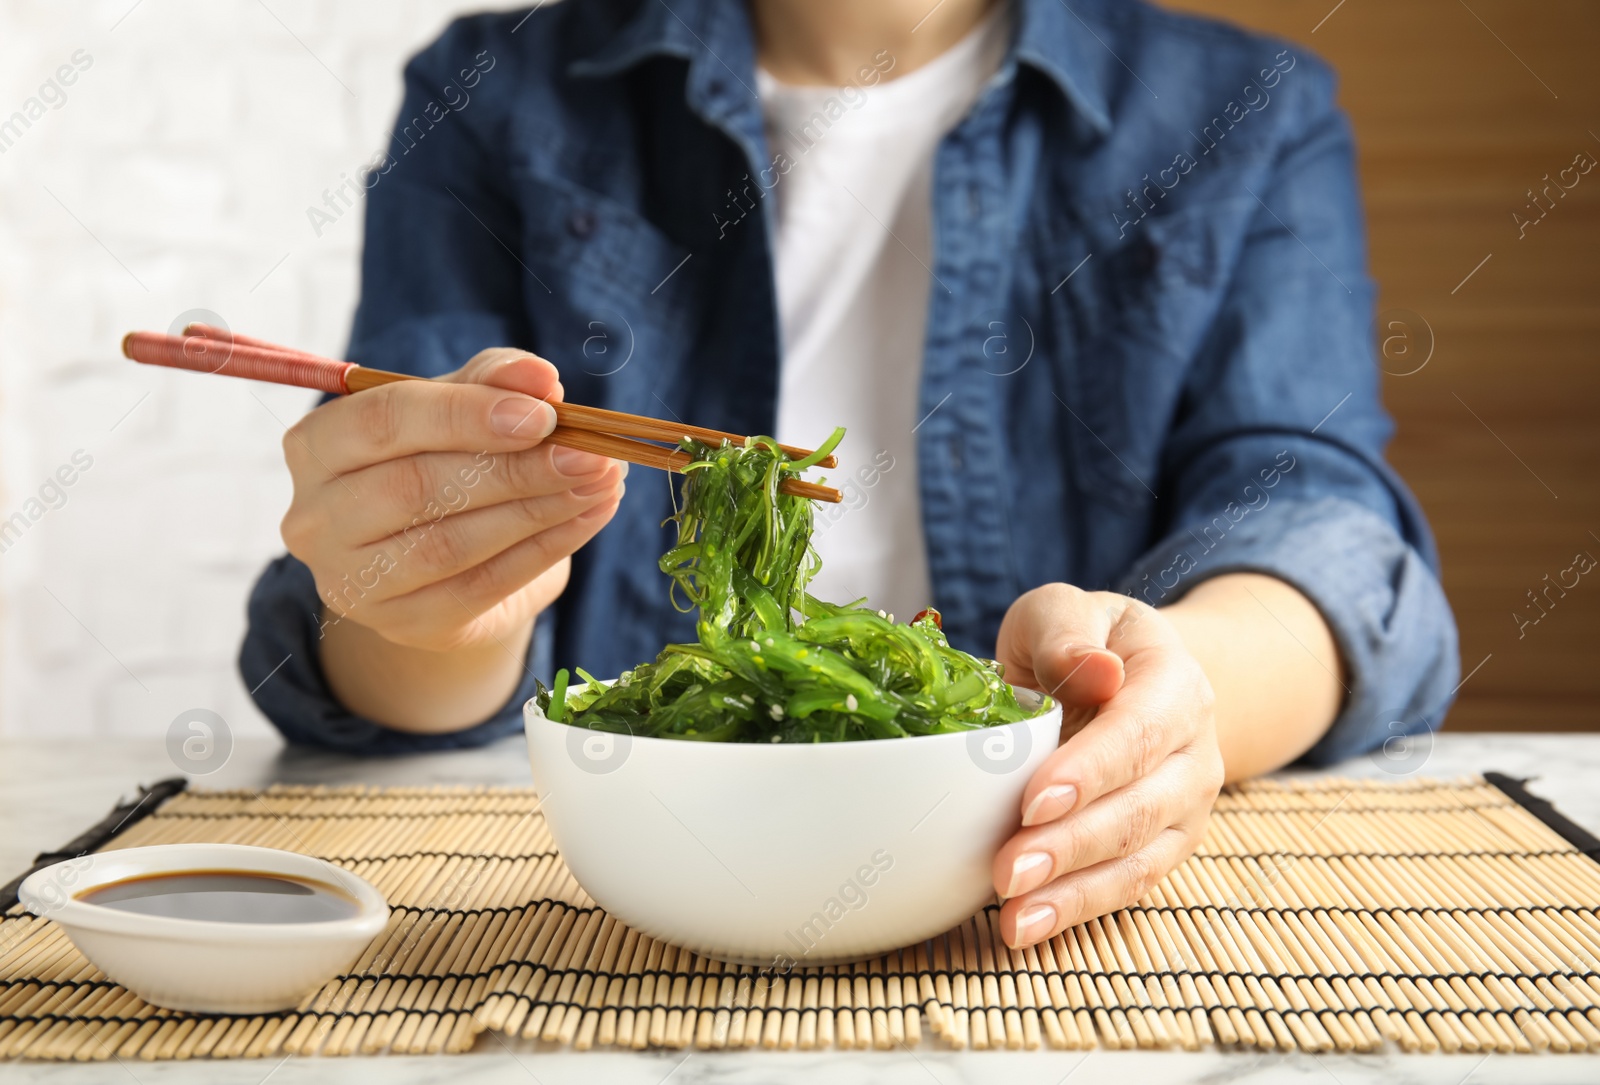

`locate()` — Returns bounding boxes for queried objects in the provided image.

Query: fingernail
[552,444,609,476]
[490,398,555,439]
[1005,851,1052,898]
[1022,784,1077,827]
[1013,904,1056,946]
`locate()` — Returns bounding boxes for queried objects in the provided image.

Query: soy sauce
[77,870,360,924]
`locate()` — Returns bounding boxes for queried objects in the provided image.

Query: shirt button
[1130,236,1159,274]
[567,209,597,239]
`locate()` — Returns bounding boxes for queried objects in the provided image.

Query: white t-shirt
[759,7,1010,621]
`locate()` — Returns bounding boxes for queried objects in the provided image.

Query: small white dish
[18,843,389,1014]
[525,684,1060,967]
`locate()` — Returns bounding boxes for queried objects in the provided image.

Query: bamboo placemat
[3,774,1600,1060]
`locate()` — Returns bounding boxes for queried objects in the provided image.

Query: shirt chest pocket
[507,169,705,413]
[1046,203,1228,505]
[1101,203,1228,359]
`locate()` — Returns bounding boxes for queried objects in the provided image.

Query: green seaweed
[535,431,1040,742]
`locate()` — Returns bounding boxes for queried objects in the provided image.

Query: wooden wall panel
[1155,1,1600,730]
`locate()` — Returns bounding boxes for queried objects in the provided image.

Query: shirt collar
[1011,0,1114,135]
[567,0,1115,138]
[568,0,713,79]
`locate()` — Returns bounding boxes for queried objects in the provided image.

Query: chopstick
[121,329,842,502]
[178,323,837,469]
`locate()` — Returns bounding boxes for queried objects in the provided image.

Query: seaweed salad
[536,430,1041,742]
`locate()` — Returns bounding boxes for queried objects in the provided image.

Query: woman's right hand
[279,348,626,653]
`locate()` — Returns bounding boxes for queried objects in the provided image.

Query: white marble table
[3,732,1598,1084]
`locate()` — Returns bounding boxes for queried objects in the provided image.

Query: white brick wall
[0,1,528,739]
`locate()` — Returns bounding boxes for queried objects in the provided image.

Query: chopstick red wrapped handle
[120,328,843,500]
[120,331,360,396]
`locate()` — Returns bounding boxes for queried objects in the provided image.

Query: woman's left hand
[991,584,1225,948]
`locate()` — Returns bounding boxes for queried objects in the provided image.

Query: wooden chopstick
[181,323,837,468]
[122,330,843,502]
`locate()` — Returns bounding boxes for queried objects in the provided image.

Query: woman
[242,0,1458,951]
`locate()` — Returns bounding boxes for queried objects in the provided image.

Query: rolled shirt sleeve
[1116,486,1459,766]
[240,555,549,754]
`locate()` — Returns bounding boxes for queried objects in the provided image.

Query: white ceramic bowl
[525,685,1059,967]
[18,843,389,1014]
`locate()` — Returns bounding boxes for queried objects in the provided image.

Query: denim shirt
[241,0,1459,763]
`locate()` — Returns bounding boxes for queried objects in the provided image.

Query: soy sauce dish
[18,843,388,1014]
[525,685,1060,968]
